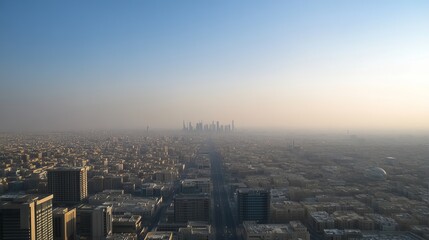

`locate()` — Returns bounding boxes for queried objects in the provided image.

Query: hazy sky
[1,1,428,132]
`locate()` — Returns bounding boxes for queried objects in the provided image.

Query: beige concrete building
[53,207,76,240]
[77,204,113,240]
[0,194,54,240]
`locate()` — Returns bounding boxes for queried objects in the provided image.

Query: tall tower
[232,120,235,132]
[48,167,88,204]
[92,205,113,240]
[53,207,76,240]
[237,188,270,224]
[76,205,112,240]
[0,194,54,240]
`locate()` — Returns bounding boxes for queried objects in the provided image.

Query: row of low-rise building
[217,135,429,240]
[242,221,310,240]
[0,133,205,239]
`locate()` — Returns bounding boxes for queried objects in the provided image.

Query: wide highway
[206,142,239,240]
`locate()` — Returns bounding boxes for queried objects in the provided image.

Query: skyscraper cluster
[0,167,89,240]
[182,120,235,133]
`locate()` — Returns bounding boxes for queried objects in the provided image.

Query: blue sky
[1,1,428,131]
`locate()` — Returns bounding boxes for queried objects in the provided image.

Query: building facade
[0,194,54,240]
[174,194,210,223]
[237,188,270,224]
[53,207,76,240]
[48,167,88,204]
[76,204,112,240]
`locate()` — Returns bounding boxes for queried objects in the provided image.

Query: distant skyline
[1,1,428,132]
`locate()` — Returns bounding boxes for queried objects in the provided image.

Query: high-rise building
[76,206,91,238]
[76,204,112,240]
[183,121,187,131]
[93,205,113,240]
[53,207,76,240]
[47,167,88,204]
[174,194,210,223]
[0,194,54,240]
[237,188,270,224]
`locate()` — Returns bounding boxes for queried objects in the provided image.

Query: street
[207,142,239,240]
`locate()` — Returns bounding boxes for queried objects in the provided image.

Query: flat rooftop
[48,166,85,171]
[238,188,268,194]
[113,215,141,223]
[0,194,53,204]
[243,222,294,235]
